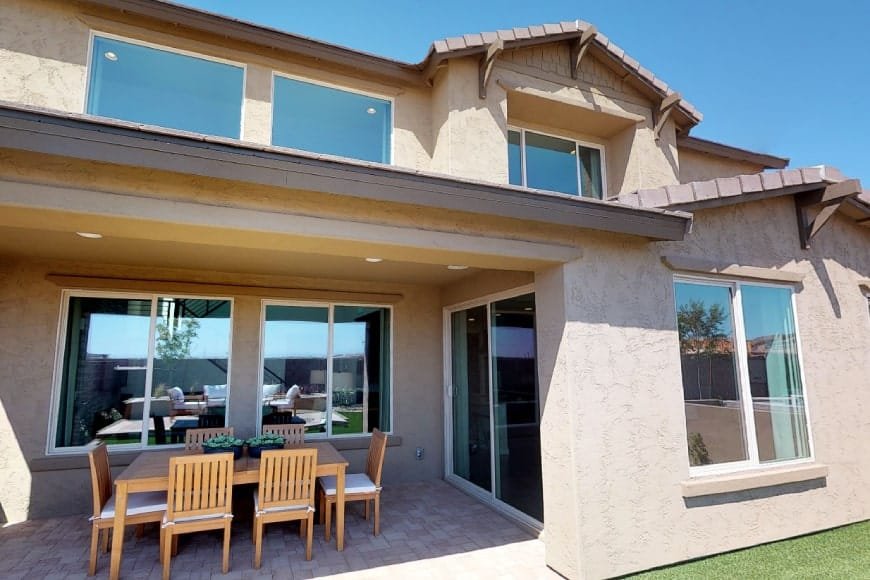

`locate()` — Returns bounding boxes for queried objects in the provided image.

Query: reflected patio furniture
[160,453,234,579]
[319,428,387,538]
[252,448,318,568]
[87,442,165,576]
[262,424,305,447]
[184,427,233,451]
[197,414,226,429]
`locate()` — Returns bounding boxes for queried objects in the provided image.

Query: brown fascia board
[0,103,692,241]
[678,135,789,169]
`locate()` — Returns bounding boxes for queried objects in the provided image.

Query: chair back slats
[185,427,233,451]
[167,453,234,521]
[257,449,317,512]
[87,442,112,518]
[364,429,388,487]
[262,424,305,447]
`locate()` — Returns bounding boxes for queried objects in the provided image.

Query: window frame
[507,125,607,199]
[674,275,816,477]
[84,30,248,139]
[46,289,235,455]
[257,299,394,438]
[270,71,396,164]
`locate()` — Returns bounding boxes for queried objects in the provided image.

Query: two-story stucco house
[1,1,869,578]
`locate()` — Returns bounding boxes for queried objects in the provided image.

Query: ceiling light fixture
[524,307,533,311]
[103,51,118,61]
[366,107,377,115]
[76,232,103,239]
[365,257,383,263]
[447,265,468,270]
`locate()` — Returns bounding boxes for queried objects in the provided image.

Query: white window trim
[270,71,396,165]
[674,275,816,478]
[257,299,394,438]
[46,290,234,455]
[507,125,607,199]
[84,30,248,140]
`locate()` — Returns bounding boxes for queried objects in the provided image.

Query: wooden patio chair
[184,427,233,451]
[160,453,234,579]
[319,428,387,539]
[261,424,305,447]
[87,442,166,576]
[253,448,318,568]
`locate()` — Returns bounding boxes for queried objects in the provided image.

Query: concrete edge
[681,463,829,498]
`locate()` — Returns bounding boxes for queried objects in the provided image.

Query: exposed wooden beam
[796,178,862,207]
[569,26,597,80]
[478,39,504,99]
[794,180,861,249]
[653,92,681,141]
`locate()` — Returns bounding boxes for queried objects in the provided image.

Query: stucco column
[228,296,262,439]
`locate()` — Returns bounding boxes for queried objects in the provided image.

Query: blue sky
[176,0,869,185]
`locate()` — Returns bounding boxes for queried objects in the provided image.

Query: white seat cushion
[318,473,378,495]
[253,489,312,514]
[162,511,233,526]
[100,491,166,519]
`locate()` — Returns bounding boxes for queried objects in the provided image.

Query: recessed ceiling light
[76,232,103,239]
[365,257,383,263]
[524,307,533,311]
[366,107,377,115]
[447,265,468,270]
[103,51,118,61]
[468,317,476,322]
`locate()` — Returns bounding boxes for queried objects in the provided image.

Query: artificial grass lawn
[628,521,870,579]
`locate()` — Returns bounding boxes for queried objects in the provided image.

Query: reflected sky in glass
[524,132,578,195]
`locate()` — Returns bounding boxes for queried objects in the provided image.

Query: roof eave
[677,135,789,169]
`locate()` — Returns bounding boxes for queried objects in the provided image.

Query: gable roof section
[677,136,789,170]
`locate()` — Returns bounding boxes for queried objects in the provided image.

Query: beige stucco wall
[537,198,870,578]
[678,149,767,183]
[0,258,445,520]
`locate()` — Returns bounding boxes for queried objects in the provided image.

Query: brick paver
[0,481,559,579]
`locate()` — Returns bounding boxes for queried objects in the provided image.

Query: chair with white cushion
[319,428,387,539]
[87,442,166,576]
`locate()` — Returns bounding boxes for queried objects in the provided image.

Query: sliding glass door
[447,291,543,524]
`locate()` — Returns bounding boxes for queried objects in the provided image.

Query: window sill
[30,435,402,472]
[681,463,828,498]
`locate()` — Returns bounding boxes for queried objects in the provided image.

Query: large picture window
[260,302,391,437]
[272,75,392,163]
[508,128,604,198]
[87,35,245,138]
[52,292,232,451]
[674,279,811,473]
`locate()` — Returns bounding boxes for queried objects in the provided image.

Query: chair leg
[364,499,370,520]
[374,494,381,536]
[135,523,145,538]
[305,513,314,561]
[324,498,332,542]
[253,518,263,569]
[161,530,173,580]
[171,534,179,556]
[318,490,325,525]
[88,525,100,576]
[298,518,305,538]
[100,526,110,553]
[222,521,231,574]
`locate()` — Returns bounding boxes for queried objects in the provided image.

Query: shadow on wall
[684,477,827,508]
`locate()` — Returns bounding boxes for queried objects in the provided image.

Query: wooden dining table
[108,442,348,580]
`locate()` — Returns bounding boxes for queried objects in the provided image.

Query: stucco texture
[678,148,766,183]
[537,198,870,578]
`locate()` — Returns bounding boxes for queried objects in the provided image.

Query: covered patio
[0,480,554,579]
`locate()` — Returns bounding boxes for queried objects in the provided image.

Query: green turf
[629,521,870,579]
[331,410,364,435]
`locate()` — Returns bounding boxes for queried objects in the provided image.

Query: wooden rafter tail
[570,25,597,80]
[653,92,682,141]
[478,39,504,99]
[795,179,861,249]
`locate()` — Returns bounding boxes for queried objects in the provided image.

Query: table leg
[336,466,345,551]
[109,481,128,580]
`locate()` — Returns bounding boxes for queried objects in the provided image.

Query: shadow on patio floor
[0,480,558,579]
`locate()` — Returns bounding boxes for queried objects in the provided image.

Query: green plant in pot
[246,434,285,458]
[202,434,244,459]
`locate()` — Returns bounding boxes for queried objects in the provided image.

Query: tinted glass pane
[523,131,579,195]
[273,77,391,163]
[56,297,151,447]
[262,306,329,436]
[491,293,542,521]
[675,282,748,466]
[150,298,232,446]
[578,145,603,199]
[741,285,810,462]
[331,306,391,435]
[87,36,243,138]
[508,130,523,186]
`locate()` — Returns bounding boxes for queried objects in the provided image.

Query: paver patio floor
[0,480,559,579]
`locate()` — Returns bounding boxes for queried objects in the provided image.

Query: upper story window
[272,75,392,164]
[87,35,244,138]
[508,128,605,199]
[674,278,812,475]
